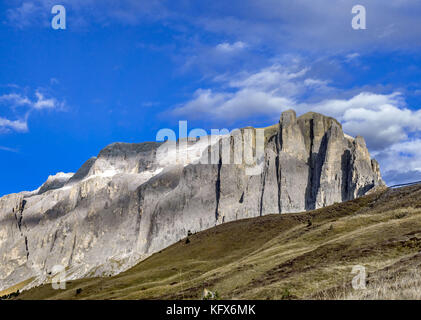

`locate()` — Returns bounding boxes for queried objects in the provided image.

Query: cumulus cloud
[373,139,421,185]
[172,63,306,119]
[172,62,323,120]
[174,87,292,120]
[374,140,421,173]
[0,117,28,133]
[0,93,31,108]
[33,91,63,110]
[306,92,421,150]
[0,89,65,133]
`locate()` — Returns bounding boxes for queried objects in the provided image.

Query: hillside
[11,184,421,300]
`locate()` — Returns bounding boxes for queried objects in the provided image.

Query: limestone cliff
[0,110,384,291]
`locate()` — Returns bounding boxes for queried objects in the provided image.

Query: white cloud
[228,64,308,92]
[0,146,19,153]
[33,91,62,110]
[0,117,28,132]
[345,53,361,63]
[0,89,65,133]
[172,62,325,121]
[0,93,31,107]
[174,87,293,120]
[6,1,39,28]
[307,93,421,150]
[173,63,309,120]
[179,39,252,74]
[216,41,247,52]
[372,139,421,185]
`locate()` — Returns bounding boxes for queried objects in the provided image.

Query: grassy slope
[14,184,421,300]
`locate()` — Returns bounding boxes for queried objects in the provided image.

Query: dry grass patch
[14,185,421,300]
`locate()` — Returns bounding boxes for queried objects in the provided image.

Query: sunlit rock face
[0,110,384,292]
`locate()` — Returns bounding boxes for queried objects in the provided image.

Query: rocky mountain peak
[280,109,297,125]
[0,110,384,293]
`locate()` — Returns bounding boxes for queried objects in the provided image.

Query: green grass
[13,184,421,300]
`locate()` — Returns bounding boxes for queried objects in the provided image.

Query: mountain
[11,184,421,300]
[0,110,384,293]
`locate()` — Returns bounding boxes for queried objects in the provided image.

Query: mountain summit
[0,110,384,292]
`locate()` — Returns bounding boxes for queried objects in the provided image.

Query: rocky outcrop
[38,173,74,195]
[0,110,384,292]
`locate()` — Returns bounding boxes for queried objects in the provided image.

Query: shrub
[281,288,292,300]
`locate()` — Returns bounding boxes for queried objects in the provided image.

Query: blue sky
[1,0,421,195]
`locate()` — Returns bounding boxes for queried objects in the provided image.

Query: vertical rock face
[273,110,383,212]
[0,110,384,291]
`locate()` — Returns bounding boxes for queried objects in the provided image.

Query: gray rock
[38,173,74,195]
[0,111,384,291]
